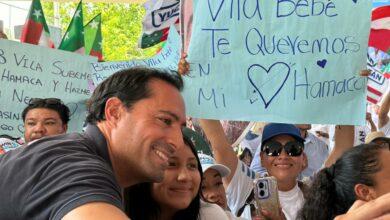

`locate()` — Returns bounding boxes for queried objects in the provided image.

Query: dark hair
[21,98,70,125]
[86,67,183,123]
[239,148,253,161]
[298,143,385,220]
[124,135,202,220]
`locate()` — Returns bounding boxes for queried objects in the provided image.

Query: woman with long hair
[299,143,390,220]
[125,135,204,220]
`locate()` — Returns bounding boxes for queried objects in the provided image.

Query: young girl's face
[201,169,227,209]
[152,144,201,212]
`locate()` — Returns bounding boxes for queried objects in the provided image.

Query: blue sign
[0,40,96,137]
[183,0,371,125]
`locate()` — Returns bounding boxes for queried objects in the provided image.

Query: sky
[373,0,390,7]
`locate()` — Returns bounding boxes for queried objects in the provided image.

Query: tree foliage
[42,2,159,61]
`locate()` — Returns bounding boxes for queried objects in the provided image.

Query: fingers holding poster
[184,0,371,125]
[0,39,96,137]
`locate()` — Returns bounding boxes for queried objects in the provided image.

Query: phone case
[253,176,280,219]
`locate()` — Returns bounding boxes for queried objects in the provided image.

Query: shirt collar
[84,124,112,168]
[304,132,315,145]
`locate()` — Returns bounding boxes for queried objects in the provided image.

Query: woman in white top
[199,120,308,220]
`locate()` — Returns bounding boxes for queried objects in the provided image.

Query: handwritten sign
[184,0,371,125]
[0,39,96,137]
[91,26,180,86]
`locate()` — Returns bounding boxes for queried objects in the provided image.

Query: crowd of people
[0,65,389,220]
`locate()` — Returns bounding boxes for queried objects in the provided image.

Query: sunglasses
[29,98,63,106]
[262,140,304,157]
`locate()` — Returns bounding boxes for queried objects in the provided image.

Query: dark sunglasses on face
[262,140,304,157]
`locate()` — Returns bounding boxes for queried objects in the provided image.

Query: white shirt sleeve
[226,160,256,216]
[200,201,230,220]
[379,119,390,136]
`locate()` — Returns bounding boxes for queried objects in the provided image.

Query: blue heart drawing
[247,62,290,109]
[317,59,327,68]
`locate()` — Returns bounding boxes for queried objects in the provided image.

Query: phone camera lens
[259,190,265,197]
[259,182,264,188]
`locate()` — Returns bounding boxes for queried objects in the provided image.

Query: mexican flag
[140,18,179,49]
[139,0,180,48]
[58,1,84,54]
[84,14,103,61]
[140,24,172,49]
[20,0,54,48]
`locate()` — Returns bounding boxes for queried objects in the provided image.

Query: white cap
[198,153,231,177]
[365,131,388,143]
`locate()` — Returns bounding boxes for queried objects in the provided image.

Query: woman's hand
[334,193,390,220]
[254,208,286,220]
[178,57,190,75]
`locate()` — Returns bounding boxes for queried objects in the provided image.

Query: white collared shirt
[300,132,329,179]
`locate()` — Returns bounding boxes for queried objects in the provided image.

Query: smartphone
[253,176,280,219]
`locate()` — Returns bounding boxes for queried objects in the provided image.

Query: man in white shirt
[295,124,329,179]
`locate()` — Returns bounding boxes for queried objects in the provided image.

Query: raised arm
[378,91,390,129]
[324,125,354,167]
[366,112,377,132]
[199,119,238,186]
